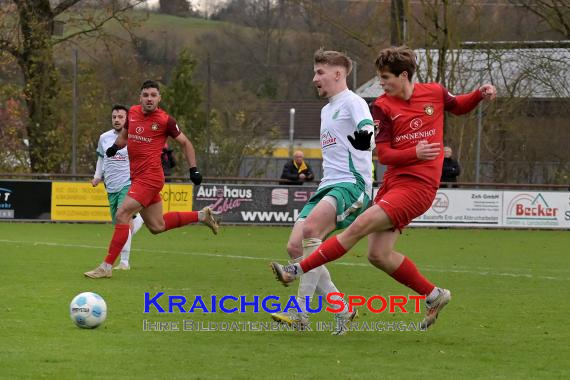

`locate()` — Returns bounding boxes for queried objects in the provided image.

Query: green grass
[0,224,569,379]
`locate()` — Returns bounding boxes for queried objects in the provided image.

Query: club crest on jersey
[424,104,434,116]
[135,126,144,134]
[332,109,340,120]
[151,123,159,131]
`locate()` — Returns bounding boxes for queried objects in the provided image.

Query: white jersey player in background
[270,49,375,335]
[92,104,144,270]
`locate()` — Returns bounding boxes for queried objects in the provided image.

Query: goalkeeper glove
[189,167,203,185]
[106,144,120,157]
[347,130,373,151]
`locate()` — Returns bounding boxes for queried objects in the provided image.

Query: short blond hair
[314,48,352,75]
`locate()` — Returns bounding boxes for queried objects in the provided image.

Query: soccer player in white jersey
[92,104,144,270]
[270,49,375,335]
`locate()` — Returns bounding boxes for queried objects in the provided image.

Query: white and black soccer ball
[69,292,107,329]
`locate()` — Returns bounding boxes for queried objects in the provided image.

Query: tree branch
[53,0,83,16]
[52,2,144,46]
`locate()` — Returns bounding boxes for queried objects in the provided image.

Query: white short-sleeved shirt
[96,129,131,193]
[319,89,374,196]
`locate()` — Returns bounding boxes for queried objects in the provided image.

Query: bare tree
[510,0,570,38]
[0,0,144,172]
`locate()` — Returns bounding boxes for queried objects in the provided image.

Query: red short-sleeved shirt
[125,105,181,188]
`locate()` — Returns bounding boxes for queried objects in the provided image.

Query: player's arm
[174,132,197,169]
[443,84,496,115]
[167,117,202,185]
[105,128,128,157]
[372,104,421,166]
[378,140,440,165]
[92,137,104,186]
[346,98,376,151]
[92,155,103,186]
[174,132,203,185]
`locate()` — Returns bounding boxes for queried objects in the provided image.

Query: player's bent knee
[147,223,165,235]
[286,243,302,260]
[367,251,391,271]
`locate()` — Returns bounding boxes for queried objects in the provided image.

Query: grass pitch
[0,223,569,379]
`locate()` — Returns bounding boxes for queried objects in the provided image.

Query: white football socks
[132,213,144,234]
[316,265,350,315]
[295,238,322,314]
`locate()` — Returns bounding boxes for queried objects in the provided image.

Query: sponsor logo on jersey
[136,126,144,134]
[321,130,337,149]
[393,128,436,143]
[410,117,423,131]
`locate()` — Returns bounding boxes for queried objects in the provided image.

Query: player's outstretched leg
[200,207,220,235]
[270,262,301,287]
[421,288,452,329]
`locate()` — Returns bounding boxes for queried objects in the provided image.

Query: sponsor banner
[51,182,109,221]
[193,184,317,225]
[502,191,570,229]
[51,182,194,221]
[0,180,51,220]
[161,184,194,213]
[412,189,502,227]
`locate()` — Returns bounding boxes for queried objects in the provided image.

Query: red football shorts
[374,175,438,230]
[127,180,162,208]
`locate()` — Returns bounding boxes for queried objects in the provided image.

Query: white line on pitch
[0,238,567,281]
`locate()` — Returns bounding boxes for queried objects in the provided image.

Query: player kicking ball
[272,46,497,329]
[270,49,375,335]
[84,80,219,279]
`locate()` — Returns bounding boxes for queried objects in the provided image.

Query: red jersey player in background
[85,80,219,279]
[271,46,496,329]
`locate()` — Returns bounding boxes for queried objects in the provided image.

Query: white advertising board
[411,189,502,227]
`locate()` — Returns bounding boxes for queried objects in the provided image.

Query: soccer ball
[69,292,107,329]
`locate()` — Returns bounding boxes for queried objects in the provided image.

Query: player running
[271,46,497,329]
[270,49,375,335]
[91,104,144,270]
[85,80,219,279]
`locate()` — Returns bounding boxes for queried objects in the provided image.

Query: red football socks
[104,224,130,265]
[300,236,347,273]
[390,256,435,295]
[163,211,199,231]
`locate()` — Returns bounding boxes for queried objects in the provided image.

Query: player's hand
[416,140,441,160]
[347,130,373,151]
[106,144,119,157]
[189,167,203,185]
[479,84,496,101]
[91,178,101,187]
[299,173,306,180]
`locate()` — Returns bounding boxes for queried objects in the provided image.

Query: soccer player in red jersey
[271,46,497,328]
[84,80,219,279]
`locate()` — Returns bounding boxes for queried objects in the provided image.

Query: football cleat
[114,262,130,270]
[201,207,220,235]
[270,262,299,287]
[84,266,112,279]
[270,311,309,331]
[421,288,451,329]
[332,308,359,336]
